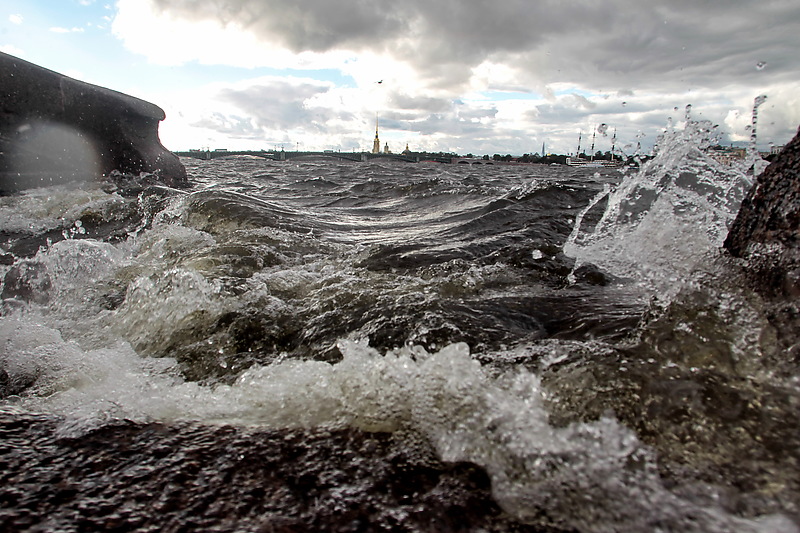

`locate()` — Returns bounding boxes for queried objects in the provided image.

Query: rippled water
[1,126,799,531]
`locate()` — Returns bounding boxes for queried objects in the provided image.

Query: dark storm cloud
[152,0,408,52]
[456,105,498,122]
[529,95,684,125]
[151,0,800,93]
[191,113,262,139]
[388,92,452,113]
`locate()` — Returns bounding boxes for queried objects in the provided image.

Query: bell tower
[372,115,381,154]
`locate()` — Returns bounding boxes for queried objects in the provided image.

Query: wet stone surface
[0,410,561,532]
[0,52,187,191]
[725,126,800,351]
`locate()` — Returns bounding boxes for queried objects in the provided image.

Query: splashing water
[747,95,769,175]
[565,106,752,293]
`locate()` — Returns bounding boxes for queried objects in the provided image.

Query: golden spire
[372,114,381,154]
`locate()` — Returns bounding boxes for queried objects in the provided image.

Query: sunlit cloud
[9,14,23,25]
[103,0,800,153]
[112,0,350,70]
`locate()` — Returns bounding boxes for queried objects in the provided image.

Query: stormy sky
[2,0,799,154]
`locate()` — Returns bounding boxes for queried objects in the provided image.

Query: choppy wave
[1,138,798,531]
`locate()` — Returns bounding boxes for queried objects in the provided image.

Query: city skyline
[2,1,799,155]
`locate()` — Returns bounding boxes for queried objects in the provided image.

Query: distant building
[384,142,391,154]
[707,146,745,167]
[771,144,785,155]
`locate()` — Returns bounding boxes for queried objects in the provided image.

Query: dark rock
[1,260,51,304]
[0,369,8,398]
[535,339,800,522]
[571,263,614,286]
[0,411,554,532]
[0,52,187,191]
[724,126,800,297]
[723,125,800,351]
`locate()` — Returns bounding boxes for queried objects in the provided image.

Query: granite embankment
[0,52,186,192]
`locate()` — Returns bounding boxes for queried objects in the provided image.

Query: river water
[1,122,799,531]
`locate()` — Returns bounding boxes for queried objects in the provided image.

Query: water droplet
[756,61,767,70]
[597,123,609,135]
[621,101,627,107]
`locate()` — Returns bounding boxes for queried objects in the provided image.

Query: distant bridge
[451,157,496,165]
[173,150,452,164]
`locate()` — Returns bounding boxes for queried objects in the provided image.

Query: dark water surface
[1,130,799,532]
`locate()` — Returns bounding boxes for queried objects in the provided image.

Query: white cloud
[49,27,85,34]
[147,76,339,150]
[0,44,25,57]
[9,14,23,25]
[110,0,800,153]
[152,73,798,154]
